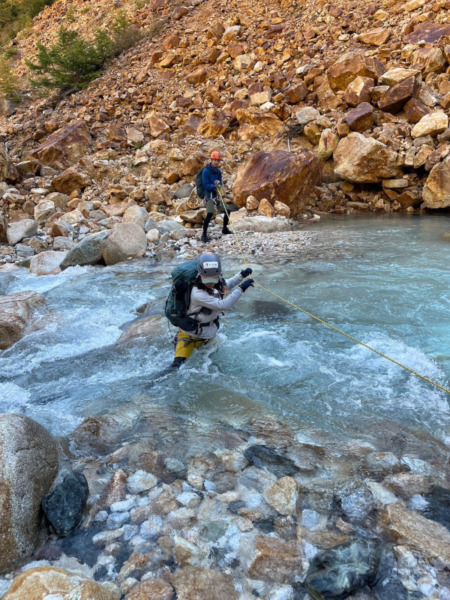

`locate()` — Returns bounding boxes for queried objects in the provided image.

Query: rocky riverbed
[0,402,449,600]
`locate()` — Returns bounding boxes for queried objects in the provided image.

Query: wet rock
[333,133,402,183]
[170,566,238,600]
[124,578,174,600]
[422,157,450,209]
[32,120,91,168]
[127,470,157,494]
[305,539,382,600]
[3,566,119,600]
[378,502,450,564]
[244,445,299,478]
[232,150,320,217]
[264,476,298,515]
[60,231,109,269]
[101,222,147,266]
[0,290,45,350]
[423,486,450,529]
[6,219,37,245]
[248,535,301,583]
[118,315,165,343]
[334,480,377,524]
[42,472,89,536]
[0,415,58,573]
[29,250,66,276]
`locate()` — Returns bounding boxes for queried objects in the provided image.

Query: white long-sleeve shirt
[182,273,244,339]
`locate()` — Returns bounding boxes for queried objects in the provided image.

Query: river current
[0,215,449,454]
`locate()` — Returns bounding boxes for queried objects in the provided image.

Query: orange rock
[327,51,385,93]
[233,150,321,216]
[33,120,91,169]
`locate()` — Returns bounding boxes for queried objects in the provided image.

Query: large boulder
[3,566,119,600]
[232,150,321,216]
[422,157,450,209]
[123,205,148,230]
[29,251,66,276]
[32,120,91,169]
[333,133,402,183]
[101,222,147,266]
[0,415,59,573]
[6,219,38,246]
[0,291,45,350]
[60,231,110,270]
[327,50,385,93]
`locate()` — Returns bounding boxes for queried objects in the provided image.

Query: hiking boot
[222,227,233,235]
[201,233,210,243]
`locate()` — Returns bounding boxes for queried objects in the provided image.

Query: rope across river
[216,185,450,395]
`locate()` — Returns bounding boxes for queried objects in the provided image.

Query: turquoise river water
[0,215,449,452]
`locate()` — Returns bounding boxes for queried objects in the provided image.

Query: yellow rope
[216,185,450,394]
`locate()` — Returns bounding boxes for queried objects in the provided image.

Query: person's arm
[226,273,244,290]
[191,286,243,311]
[226,268,252,290]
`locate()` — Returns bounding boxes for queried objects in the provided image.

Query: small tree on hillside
[26,26,114,92]
[0,55,21,101]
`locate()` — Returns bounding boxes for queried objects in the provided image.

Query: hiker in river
[201,151,233,243]
[171,253,253,369]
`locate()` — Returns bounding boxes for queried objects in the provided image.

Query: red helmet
[210,151,222,161]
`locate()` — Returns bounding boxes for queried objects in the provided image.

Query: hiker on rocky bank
[201,151,233,243]
[172,252,253,368]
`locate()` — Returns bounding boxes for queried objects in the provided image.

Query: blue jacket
[202,163,222,199]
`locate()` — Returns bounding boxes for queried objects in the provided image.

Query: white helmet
[198,253,222,278]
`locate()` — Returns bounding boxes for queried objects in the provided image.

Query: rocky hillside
[0,0,449,264]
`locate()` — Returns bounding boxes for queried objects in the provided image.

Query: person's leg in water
[202,212,213,243]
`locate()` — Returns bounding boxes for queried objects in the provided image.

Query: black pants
[203,211,229,236]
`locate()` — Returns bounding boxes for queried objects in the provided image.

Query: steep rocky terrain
[0,0,449,265]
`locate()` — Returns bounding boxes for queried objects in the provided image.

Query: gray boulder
[0,290,45,350]
[60,231,110,270]
[6,220,38,246]
[101,222,147,266]
[0,414,59,573]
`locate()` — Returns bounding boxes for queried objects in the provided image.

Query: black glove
[240,278,254,292]
[240,268,253,278]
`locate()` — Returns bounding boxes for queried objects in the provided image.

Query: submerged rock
[244,445,299,478]
[3,566,119,600]
[305,539,382,600]
[42,472,89,536]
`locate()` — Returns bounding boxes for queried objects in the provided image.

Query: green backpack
[164,260,200,332]
[195,168,205,199]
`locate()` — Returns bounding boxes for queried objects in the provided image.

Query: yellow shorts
[174,330,213,360]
